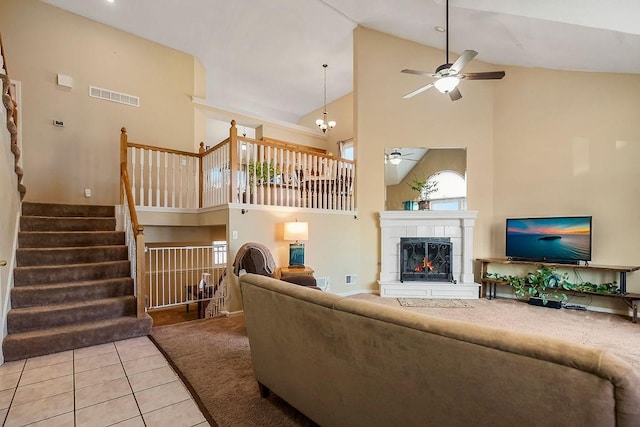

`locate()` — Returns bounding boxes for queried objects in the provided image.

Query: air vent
[89,85,140,107]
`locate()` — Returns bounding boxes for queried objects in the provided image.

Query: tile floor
[0,336,210,426]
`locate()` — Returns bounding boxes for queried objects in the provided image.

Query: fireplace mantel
[378,210,480,299]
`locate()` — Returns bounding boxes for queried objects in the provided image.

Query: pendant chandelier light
[315,64,336,133]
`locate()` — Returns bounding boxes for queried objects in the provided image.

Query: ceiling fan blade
[449,50,477,74]
[448,87,462,101]
[403,83,435,99]
[401,69,436,77]
[463,71,506,80]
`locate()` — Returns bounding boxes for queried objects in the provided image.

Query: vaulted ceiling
[42,0,640,125]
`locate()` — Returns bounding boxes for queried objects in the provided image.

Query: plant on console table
[488,266,569,306]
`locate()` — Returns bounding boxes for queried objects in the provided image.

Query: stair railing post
[135,226,147,319]
[120,127,128,205]
[198,142,205,208]
[229,120,238,203]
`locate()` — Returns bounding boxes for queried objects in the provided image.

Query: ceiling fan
[385,149,420,165]
[401,0,505,101]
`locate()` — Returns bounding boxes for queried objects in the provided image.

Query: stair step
[22,202,115,218]
[19,231,125,248]
[17,245,128,266]
[11,278,134,308]
[7,296,137,334]
[21,216,116,232]
[2,315,153,362]
[14,260,131,286]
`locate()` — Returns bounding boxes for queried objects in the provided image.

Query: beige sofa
[240,274,640,426]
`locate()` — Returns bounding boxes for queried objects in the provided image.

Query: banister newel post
[198,142,205,208]
[229,120,239,203]
[120,127,128,205]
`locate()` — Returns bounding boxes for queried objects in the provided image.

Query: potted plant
[409,176,439,210]
[247,160,280,187]
[488,266,568,307]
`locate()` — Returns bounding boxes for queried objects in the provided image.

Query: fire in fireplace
[400,237,454,283]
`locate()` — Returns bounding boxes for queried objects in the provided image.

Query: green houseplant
[408,176,439,210]
[488,266,569,306]
[247,160,280,186]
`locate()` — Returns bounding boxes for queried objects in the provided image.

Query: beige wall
[354,26,497,290]
[224,208,361,311]
[0,0,199,205]
[386,148,466,210]
[298,92,354,156]
[493,66,640,290]
[193,102,329,153]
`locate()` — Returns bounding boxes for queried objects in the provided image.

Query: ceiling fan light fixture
[388,151,402,165]
[434,76,459,93]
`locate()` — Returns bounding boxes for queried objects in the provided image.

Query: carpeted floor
[150,315,317,427]
[150,295,640,426]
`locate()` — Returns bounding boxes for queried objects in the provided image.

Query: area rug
[150,315,317,427]
[397,298,473,308]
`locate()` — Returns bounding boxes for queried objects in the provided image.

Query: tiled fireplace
[378,210,480,299]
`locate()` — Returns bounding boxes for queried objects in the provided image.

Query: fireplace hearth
[400,238,454,283]
[378,210,480,299]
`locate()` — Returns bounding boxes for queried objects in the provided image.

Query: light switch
[57,74,73,88]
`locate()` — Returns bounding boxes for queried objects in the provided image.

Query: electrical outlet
[53,120,64,127]
[345,274,357,285]
[84,188,91,198]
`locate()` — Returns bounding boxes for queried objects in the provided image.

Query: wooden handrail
[0,33,10,77]
[120,166,143,236]
[259,136,327,156]
[0,33,18,128]
[199,138,230,156]
[126,141,199,158]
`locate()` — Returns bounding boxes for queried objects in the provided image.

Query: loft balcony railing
[120,120,356,211]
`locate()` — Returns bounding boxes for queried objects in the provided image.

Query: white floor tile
[1,337,208,427]
[12,375,73,406]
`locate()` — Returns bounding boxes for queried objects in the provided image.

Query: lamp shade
[284,221,308,241]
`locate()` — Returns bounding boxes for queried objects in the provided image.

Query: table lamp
[284,221,308,268]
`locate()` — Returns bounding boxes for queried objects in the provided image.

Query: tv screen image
[506,216,592,263]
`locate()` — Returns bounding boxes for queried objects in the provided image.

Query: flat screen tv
[505,216,592,264]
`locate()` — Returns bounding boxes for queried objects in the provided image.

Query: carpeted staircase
[2,202,152,361]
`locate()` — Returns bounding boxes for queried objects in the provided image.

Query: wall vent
[345,274,357,285]
[89,85,140,107]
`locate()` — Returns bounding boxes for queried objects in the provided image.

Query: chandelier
[315,64,336,133]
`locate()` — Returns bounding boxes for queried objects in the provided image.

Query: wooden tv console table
[477,258,640,322]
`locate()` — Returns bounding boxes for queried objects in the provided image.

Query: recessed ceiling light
[106,0,115,3]
[434,26,446,33]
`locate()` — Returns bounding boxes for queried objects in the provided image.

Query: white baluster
[148,149,153,206]
[139,149,145,206]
